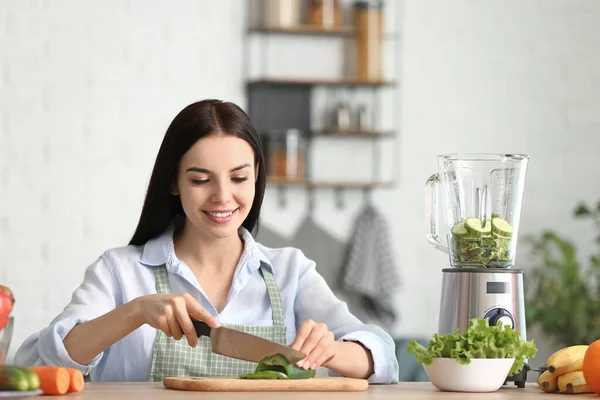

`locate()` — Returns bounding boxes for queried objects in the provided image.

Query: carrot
[29,366,70,395]
[65,368,84,393]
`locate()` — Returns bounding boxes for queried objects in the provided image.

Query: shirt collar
[139,224,177,267]
[139,224,275,275]
[238,227,275,275]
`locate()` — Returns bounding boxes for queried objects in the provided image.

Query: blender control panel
[486,281,510,294]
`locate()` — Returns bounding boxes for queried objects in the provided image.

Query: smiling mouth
[202,208,239,223]
[205,210,235,218]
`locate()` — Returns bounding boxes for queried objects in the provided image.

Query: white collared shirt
[14,226,399,383]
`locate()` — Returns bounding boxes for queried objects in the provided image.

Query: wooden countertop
[18,382,596,399]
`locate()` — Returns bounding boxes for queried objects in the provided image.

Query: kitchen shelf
[248,78,396,88]
[267,177,394,189]
[267,177,394,208]
[248,25,353,36]
[245,1,400,209]
[311,129,395,138]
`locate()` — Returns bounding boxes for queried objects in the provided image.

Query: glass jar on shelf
[266,129,307,180]
[307,0,342,29]
[263,0,301,28]
[354,0,384,82]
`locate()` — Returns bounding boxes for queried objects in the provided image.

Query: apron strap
[258,261,285,327]
[152,261,285,327]
[153,264,171,294]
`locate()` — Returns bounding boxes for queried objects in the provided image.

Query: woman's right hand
[133,293,219,348]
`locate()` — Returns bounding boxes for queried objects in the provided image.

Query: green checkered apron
[148,261,287,381]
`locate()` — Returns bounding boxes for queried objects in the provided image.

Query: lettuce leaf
[407,318,537,376]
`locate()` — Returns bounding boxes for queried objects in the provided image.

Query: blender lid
[438,153,530,161]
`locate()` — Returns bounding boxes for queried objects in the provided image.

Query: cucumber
[464,217,484,235]
[450,221,468,238]
[0,366,30,391]
[482,219,492,236]
[450,216,514,268]
[492,216,513,237]
[19,367,40,391]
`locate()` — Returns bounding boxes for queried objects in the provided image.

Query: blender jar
[426,154,529,269]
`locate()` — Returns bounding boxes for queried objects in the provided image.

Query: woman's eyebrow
[185,167,211,174]
[185,163,251,174]
[230,163,251,172]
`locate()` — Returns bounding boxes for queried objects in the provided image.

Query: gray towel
[340,204,401,329]
[292,216,346,289]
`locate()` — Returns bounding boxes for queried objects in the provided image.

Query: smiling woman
[13,99,399,384]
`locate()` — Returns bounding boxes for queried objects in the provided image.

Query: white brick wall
[1,0,600,371]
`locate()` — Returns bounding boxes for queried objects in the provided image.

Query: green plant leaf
[522,219,597,346]
[574,203,590,217]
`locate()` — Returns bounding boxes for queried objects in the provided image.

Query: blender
[425,153,530,387]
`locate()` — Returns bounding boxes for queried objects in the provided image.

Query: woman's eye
[191,179,209,185]
[232,177,249,183]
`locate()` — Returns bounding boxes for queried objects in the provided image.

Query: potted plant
[524,200,600,346]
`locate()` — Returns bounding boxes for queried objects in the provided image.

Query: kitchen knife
[192,320,306,364]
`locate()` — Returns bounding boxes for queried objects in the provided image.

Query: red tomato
[0,285,14,304]
[0,292,12,331]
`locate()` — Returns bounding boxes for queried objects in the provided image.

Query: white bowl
[423,357,516,392]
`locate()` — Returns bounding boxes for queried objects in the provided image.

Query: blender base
[504,367,528,388]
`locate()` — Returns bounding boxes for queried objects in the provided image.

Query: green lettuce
[407,318,537,376]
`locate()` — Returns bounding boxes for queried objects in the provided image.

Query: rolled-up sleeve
[293,250,399,384]
[14,254,117,375]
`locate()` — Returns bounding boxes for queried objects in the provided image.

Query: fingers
[145,293,219,348]
[165,307,184,341]
[302,330,334,370]
[292,321,335,370]
[290,319,314,351]
[313,343,336,369]
[159,315,173,338]
[298,322,328,357]
[182,293,220,328]
[173,300,199,348]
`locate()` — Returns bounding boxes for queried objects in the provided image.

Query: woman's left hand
[290,319,338,370]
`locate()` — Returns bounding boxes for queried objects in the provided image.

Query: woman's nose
[211,181,233,204]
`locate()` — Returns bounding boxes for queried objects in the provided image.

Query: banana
[557,370,593,394]
[547,345,589,376]
[537,370,558,393]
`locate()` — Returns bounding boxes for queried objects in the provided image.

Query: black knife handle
[192,320,212,338]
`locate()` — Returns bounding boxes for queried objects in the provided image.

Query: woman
[15,100,399,383]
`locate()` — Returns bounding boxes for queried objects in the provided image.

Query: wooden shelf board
[248,78,396,87]
[248,25,353,36]
[267,177,394,189]
[312,129,395,137]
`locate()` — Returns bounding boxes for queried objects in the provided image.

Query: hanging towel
[293,215,346,290]
[339,204,401,329]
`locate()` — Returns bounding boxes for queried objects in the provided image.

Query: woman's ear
[255,162,260,180]
[171,182,179,196]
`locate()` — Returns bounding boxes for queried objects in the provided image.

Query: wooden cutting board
[163,376,369,392]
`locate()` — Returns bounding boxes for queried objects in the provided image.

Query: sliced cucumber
[464,217,484,235]
[450,221,468,237]
[492,216,513,237]
[482,219,492,236]
[450,215,514,268]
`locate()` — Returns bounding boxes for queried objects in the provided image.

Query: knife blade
[192,320,306,364]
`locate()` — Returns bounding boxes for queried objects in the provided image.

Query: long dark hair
[129,99,266,246]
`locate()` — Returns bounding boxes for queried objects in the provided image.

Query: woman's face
[174,134,257,240]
